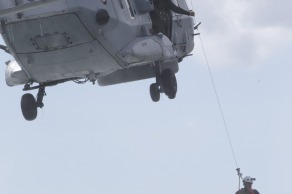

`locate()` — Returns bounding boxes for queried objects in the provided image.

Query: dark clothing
[150,0,190,37]
[154,0,191,16]
[236,188,260,194]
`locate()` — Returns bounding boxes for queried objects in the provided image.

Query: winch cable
[191,0,248,190]
[198,29,239,169]
[190,0,239,170]
[196,21,243,190]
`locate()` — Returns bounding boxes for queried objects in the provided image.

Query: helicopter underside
[0,0,195,120]
[5,12,179,86]
[6,13,121,83]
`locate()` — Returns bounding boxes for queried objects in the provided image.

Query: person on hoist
[236,176,260,194]
[150,0,195,36]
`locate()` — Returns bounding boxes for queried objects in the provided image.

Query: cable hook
[236,168,243,191]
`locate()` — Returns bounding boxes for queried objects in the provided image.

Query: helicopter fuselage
[0,0,196,120]
[1,0,194,86]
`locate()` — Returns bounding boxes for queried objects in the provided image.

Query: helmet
[243,176,253,183]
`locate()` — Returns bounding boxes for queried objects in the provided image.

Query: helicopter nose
[95,9,110,26]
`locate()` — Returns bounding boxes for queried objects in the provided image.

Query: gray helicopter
[0,0,198,121]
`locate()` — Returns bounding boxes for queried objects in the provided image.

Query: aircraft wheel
[150,83,160,102]
[161,69,177,99]
[21,93,37,121]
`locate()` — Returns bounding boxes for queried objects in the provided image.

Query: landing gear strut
[21,86,46,121]
[36,87,46,108]
[149,63,177,102]
[161,69,177,99]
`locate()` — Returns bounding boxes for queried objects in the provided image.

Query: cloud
[187,0,292,68]
[245,0,292,28]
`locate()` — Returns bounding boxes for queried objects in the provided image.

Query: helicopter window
[126,0,135,18]
[177,0,189,10]
[119,0,124,9]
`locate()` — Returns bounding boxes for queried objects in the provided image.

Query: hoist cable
[199,33,238,168]
[190,3,244,190]
[197,30,239,168]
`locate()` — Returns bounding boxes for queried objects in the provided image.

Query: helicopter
[0,0,197,121]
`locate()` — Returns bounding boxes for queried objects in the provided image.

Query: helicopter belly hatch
[5,13,120,83]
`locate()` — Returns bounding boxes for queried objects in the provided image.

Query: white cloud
[187,0,292,68]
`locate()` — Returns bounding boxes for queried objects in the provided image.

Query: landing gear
[21,93,37,121]
[36,87,46,108]
[149,64,177,102]
[150,83,160,102]
[161,69,177,99]
[21,86,46,121]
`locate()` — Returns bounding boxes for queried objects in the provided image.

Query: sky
[0,0,292,194]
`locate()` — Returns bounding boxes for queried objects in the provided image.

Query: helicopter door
[151,0,179,39]
[167,0,181,39]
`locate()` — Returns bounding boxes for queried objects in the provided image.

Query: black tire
[21,93,37,121]
[161,69,177,99]
[150,83,160,102]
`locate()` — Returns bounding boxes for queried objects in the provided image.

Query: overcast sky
[0,0,292,194]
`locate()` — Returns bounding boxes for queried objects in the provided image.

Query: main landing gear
[150,67,177,102]
[21,86,46,121]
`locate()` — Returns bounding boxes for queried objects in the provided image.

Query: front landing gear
[161,69,177,99]
[21,93,37,121]
[149,66,178,102]
[150,83,160,102]
[21,87,46,121]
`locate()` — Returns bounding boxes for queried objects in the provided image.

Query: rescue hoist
[236,168,256,191]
